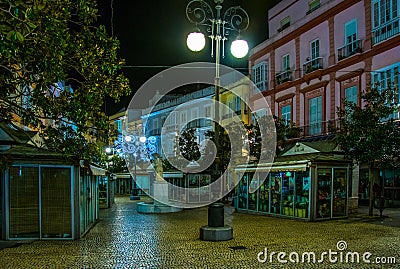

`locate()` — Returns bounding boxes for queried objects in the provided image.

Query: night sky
[97,0,281,114]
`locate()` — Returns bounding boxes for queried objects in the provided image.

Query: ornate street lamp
[185,0,250,173]
[185,0,250,241]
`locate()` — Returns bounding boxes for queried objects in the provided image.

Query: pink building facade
[248,0,400,212]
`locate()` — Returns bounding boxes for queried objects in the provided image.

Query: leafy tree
[106,154,128,174]
[202,116,298,176]
[0,0,130,164]
[336,86,400,215]
[178,128,201,162]
[244,115,302,161]
[204,126,232,175]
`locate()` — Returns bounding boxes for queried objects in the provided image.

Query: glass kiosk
[235,156,350,221]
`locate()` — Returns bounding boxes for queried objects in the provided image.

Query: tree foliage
[178,128,201,162]
[203,116,302,173]
[336,86,400,166]
[0,0,130,162]
[336,86,400,215]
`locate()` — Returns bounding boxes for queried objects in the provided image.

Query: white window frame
[252,61,268,91]
[372,62,400,101]
[281,105,291,124]
[372,0,399,28]
[309,96,322,135]
[344,19,358,45]
[282,54,290,71]
[311,39,320,60]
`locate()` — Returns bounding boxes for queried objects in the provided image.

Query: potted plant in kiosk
[296,203,308,218]
[284,201,294,216]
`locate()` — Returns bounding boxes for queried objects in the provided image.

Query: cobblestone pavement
[0,196,399,269]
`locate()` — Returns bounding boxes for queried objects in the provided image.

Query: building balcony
[373,18,400,44]
[165,124,178,132]
[186,119,210,129]
[275,70,293,85]
[303,57,323,76]
[299,120,339,137]
[337,39,363,61]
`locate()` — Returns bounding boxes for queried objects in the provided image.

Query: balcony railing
[337,39,363,61]
[275,69,293,85]
[303,57,323,75]
[186,118,210,128]
[373,18,400,44]
[298,120,339,137]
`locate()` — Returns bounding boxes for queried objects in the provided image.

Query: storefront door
[332,169,347,217]
[316,168,347,219]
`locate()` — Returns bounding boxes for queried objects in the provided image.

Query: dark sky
[97,0,280,114]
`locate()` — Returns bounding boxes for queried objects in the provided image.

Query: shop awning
[163,172,184,178]
[90,165,107,176]
[235,160,310,172]
[270,164,308,172]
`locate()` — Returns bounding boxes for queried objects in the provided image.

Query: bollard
[208,202,224,227]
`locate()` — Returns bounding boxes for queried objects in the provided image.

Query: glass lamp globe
[187,32,206,52]
[231,39,249,58]
[139,136,147,143]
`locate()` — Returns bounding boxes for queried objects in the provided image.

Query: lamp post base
[200,225,233,241]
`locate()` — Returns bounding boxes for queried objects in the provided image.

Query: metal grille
[41,167,72,238]
[9,166,40,238]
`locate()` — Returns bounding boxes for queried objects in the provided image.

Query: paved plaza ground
[0,196,399,268]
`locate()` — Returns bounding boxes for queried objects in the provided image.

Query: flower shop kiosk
[234,140,351,221]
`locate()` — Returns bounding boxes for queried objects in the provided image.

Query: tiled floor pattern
[0,197,399,268]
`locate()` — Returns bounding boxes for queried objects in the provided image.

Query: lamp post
[105,146,115,170]
[186,0,249,179]
[186,0,249,241]
[125,135,147,200]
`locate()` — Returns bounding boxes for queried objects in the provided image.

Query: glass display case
[237,173,249,209]
[270,173,282,214]
[317,168,348,219]
[235,170,310,218]
[258,176,269,212]
[317,168,332,219]
[295,172,310,218]
[234,160,349,220]
[281,172,295,216]
[187,174,210,203]
[333,169,347,217]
